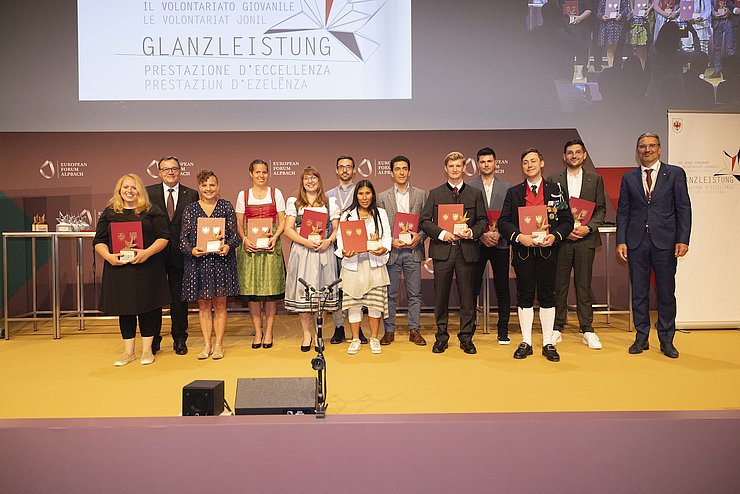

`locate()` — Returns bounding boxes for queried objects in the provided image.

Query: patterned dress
[235,187,286,301]
[598,0,631,45]
[179,199,240,302]
[284,197,341,312]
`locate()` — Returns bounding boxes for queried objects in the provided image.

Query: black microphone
[298,278,312,291]
[321,278,342,292]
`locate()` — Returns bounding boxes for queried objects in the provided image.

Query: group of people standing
[93,132,691,366]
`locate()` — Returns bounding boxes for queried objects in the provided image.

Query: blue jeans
[384,249,422,333]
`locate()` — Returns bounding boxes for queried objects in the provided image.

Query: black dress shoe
[542,344,560,362]
[300,344,311,352]
[660,342,679,359]
[330,326,346,344]
[432,339,449,353]
[513,342,533,359]
[262,341,273,349]
[628,339,649,354]
[152,335,162,355]
[459,340,477,354]
[173,339,188,355]
[358,328,368,344]
[251,342,262,349]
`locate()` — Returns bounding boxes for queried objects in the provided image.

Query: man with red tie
[498,148,574,362]
[616,133,692,358]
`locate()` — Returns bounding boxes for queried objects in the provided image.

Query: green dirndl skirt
[236,231,286,300]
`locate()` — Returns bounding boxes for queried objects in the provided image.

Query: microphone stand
[298,277,341,419]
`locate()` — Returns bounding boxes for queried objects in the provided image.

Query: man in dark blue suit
[616,133,692,359]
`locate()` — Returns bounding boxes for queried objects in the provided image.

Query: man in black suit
[616,133,691,358]
[145,156,198,355]
[547,139,606,350]
[420,151,488,354]
[499,148,574,362]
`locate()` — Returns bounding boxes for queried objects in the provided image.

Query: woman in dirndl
[235,159,286,349]
[283,166,341,351]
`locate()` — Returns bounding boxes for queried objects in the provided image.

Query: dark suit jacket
[419,182,488,263]
[465,175,512,250]
[546,168,606,248]
[616,163,691,250]
[498,180,574,248]
[376,185,427,264]
[146,182,199,270]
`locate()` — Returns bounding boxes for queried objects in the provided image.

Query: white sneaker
[552,330,563,345]
[114,353,136,367]
[347,339,361,355]
[140,351,155,365]
[582,332,602,350]
[369,338,382,354]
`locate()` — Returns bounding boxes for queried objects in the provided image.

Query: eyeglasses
[337,165,354,171]
[159,166,181,173]
[637,143,659,150]
[303,175,318,182]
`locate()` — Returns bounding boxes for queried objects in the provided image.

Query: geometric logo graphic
[715,149,740,183]
[146,160,160,179]
[357,158,373,178]
[267,0,390,61]
[40,160,56,179]
[464,158,478,177]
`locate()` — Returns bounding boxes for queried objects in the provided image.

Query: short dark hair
[521,148,544,161]
[197,169,217,184]
[390,155,411,170]
[158,155,180,170]
[563,139,586,154]
[476,147,496,160]
[336,155,355,168]
[249,159,268,172]
[636,132,661,147]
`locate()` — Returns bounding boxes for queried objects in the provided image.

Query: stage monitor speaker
[182,380,225,416]
[235,377,317,415]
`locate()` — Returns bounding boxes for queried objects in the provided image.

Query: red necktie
[645,169,653,202]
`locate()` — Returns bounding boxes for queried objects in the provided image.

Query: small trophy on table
[32,214,49,232]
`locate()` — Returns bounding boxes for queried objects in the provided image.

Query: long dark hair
[343,179,383,237]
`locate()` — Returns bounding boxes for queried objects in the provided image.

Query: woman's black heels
[251,342,262,349]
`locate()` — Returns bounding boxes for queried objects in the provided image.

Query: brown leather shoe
[409,329,427,346]
[379,332,394,345]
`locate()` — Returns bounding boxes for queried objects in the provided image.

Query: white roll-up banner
[669,111,740,329]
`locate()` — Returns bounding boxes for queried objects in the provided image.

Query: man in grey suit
[376,156,427,346]
[466,147,512,344]
[547,139,606,349]
[145,156,198,355]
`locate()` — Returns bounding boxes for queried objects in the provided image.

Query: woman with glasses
[180,170,239,360]
[235,159,286,349]
[283,167,341,351]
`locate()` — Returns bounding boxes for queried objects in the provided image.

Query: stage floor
[2,313,739,418]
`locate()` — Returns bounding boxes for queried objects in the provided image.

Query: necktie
[167,188,175,220]
[531,184,537,196]
[452,186,459,200]
[645,169,653,202]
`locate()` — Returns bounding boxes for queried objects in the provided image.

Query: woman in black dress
[180,170,239,360]
[93,174,170,366]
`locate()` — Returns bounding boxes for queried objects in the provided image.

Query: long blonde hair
[108,173,151,214]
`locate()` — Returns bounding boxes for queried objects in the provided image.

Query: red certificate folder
[486,210,501,232]
[197,217,226,252]
[437,204,464,234]
[517,205,549,236]
[392,212,419,243]
[679,0,693,21]
[569,197,596,227]
[563,0,580,16]
[247,218,273,249]
[110,221,143,253]
[339,219,368,253]
[299,209,328,242]
[605,1,621,18]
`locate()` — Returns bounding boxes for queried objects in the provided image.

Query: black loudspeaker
[235,377,317,415]
[182,380,225,416]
